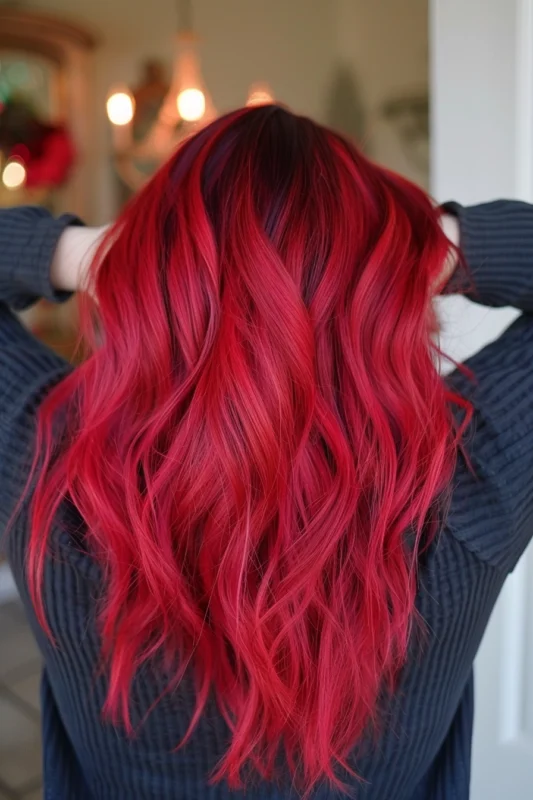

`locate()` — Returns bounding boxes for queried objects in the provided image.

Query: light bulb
[106,91,135,126]
[247,85,274,107]
[177,88,206,122]
[2,159,26,190]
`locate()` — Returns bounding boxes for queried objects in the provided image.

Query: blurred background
[1,2,532,800]
[0,0,429,359]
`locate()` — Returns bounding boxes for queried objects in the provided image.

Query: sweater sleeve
[443,200,533,310]
[0,207,81,533]
[445,201,533,573]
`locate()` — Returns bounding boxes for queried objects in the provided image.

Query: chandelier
[106,0,273,191]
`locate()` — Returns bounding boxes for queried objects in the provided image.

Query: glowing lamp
[106,90,135,126]
[177,87,206,122]
[2,159,26,190]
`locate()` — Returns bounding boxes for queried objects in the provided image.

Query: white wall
[431,0,518,203]
[431,0,520,365]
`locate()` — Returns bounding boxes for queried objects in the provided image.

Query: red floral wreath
[0,100,75,190]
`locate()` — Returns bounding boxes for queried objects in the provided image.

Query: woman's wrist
[50,225,108,293]
[438,212,460,288]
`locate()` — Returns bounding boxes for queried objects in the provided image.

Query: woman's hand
[50,224,109,293]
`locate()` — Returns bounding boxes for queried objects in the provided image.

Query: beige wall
[335,0,429,186]
[27,0,337,222]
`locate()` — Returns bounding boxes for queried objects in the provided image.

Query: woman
[1,106,532,799]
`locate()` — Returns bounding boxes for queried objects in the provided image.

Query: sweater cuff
[11,212,84,310]
[441,200,533,308]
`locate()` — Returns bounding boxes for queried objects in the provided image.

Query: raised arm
[443,200,533,573]
[0,206,82,309]
[0,207,84,531]
[442,200,533,311]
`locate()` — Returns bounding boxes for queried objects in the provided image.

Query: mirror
[0,8,97,360]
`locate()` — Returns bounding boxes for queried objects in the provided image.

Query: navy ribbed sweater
[1,202,533,799]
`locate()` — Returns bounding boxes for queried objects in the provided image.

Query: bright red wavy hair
[27,106,467,795]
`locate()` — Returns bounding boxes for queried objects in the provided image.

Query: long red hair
[28,106,466,795]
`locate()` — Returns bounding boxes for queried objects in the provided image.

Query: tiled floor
[0,600,43,800]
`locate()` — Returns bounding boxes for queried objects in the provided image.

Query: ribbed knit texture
[1,202,533,799]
